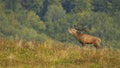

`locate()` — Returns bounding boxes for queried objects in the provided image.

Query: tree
[21,0,44,15]
[61,0,93,13]
[44,4,68,41]
[92,0,120,14]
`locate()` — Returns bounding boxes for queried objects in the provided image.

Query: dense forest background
[0,0,120,48]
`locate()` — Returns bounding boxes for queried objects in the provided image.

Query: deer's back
[77,34,101,44]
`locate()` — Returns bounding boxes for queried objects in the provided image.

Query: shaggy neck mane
[73,31,82,37]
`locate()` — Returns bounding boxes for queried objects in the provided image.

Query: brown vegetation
[0,38,120,68]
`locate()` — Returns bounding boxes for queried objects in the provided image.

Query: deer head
[68,28,78,35]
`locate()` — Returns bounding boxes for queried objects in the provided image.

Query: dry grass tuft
[0,38,120,68]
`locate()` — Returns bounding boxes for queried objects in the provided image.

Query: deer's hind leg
[94,41,101,49]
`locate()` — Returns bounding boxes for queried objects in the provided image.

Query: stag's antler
[73,23,82,31]
[82,26,89,32]
[74,24,89,32]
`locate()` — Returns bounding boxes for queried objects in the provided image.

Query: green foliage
[92,0,120,14]
[0,4,46,42]
[71,0,93,12]
[21,10,46,31]
[62,0,93,13]
[44,5,68,42]
[21,0,44,14]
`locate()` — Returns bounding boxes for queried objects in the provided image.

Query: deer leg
[93,40,101,49]
[94,43,101,49]
[82,43,86,48]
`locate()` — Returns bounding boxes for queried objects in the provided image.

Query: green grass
[0,38,120,68]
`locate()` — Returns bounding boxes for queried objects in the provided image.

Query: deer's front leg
[81,43,86,48]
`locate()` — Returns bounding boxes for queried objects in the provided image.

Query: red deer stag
[68,28,101,49]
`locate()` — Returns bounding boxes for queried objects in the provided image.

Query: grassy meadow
[0,38,120,68]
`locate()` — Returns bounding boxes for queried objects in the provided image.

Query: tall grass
[0,38,120,68]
